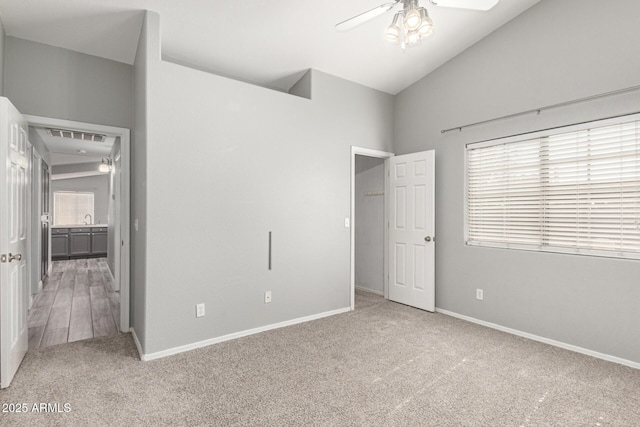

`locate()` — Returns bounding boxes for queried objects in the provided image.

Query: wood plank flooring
[28,258,120,350]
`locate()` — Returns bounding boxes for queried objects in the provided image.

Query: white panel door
[0,98,29,388]
[388,150,435,311]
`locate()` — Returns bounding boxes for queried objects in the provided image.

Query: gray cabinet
[51,228,69,259]
[91,227,107,255]
[70,230,91,256]
[52,227,108,259]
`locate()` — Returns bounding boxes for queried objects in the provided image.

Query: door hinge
[0,254,6,263]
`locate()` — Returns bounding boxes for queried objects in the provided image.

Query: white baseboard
[105,265,118,291]
[130,328,144,361]
[355,285,384,296]
[435,308,640,370]
[29,281,43,310]
[139,307,351,362]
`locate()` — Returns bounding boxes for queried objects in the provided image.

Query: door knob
[424,236,431,242]
[8,253,22,262]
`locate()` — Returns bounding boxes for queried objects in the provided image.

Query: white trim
[130,328,144,361]
[24,115,131,332]
[105,263,116,285]
[139,307,351,362]
[436,308,640,370]
[355,285,384,296]
[350,146,394,311]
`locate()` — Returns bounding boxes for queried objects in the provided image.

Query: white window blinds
[466,115,640,259]
[53,192,95,226]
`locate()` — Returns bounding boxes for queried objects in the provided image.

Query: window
[53,191,95,226]
[466,115,640,259]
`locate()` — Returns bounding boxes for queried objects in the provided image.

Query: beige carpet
[1,291,639,426]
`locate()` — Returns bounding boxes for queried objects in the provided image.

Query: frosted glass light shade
[404,9,421,30]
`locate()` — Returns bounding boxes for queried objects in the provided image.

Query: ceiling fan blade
[336,1,401,32]
[431,0,500,11]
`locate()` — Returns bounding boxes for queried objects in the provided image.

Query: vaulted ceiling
[0,0,539,94]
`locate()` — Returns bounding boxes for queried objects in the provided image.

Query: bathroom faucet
[84,214,92,225]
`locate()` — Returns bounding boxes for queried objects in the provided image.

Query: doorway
[354,155,385,298]
[350,147,394,310]
[350,147,436,313]
[24,115,130,339]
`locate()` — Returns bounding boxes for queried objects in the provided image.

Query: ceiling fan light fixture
[390,1,434,48]
[338,0,494,50]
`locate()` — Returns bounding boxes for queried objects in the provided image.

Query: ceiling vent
[47,128,106,142]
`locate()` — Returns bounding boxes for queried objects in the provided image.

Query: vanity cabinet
[51,228,69,259]
[52,226,108,260]
[91,227,108,254]
[70,228,92,256]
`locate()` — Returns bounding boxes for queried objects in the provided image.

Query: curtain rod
[441,84,640,134]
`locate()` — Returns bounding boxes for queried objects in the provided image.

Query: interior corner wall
[142,42,394,352]
[0,16,6,96]
[131,11,155,354]
[4,36,134,130]
[354,156,385,294]
[394,0,640,364]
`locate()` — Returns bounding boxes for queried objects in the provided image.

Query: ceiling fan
[336,0,500,48]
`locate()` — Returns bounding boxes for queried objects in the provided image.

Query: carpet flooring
[1,290,639,426]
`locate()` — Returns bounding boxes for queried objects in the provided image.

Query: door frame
[30,146,42,305]
[24,115,131,332]
[350,146,394,310]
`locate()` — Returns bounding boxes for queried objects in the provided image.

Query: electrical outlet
[196,303,205,317]
[264,291,272,304]
[476,289,484,301]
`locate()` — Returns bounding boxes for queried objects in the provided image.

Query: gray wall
[4,36,134,130]
[140,13,394,354]
[354,156,385,294]
[51,174,110,225]
[394,0,640,363]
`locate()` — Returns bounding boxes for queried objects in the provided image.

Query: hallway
[27,258,120,349]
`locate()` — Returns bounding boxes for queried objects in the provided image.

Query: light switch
[344,218,350,228]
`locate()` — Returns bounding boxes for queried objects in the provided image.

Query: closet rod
[441,84,640,134]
